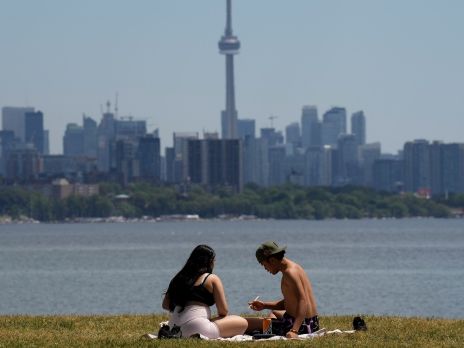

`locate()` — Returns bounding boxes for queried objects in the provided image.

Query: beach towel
[144,323,356,341]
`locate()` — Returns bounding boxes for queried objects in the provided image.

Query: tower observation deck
[218,0,240,139]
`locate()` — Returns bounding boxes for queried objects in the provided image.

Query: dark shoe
[353,316,367,331]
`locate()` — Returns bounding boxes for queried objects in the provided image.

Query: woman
[162,245,247,338]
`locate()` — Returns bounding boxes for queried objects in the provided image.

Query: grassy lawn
[0,314,463,347]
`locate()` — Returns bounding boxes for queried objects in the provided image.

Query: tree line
[1,183,461,222]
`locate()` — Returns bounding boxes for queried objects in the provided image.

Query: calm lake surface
[1,219,463,318]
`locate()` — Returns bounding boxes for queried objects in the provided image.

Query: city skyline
[1,0,463,154]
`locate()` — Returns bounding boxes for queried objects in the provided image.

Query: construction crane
[268,115,278,128]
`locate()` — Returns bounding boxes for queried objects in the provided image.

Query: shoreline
[1,214,462,225]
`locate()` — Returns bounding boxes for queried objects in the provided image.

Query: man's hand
[285,330,299,339]
[248,300,265,311]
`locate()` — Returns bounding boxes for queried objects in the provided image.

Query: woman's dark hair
[165,245,215,312]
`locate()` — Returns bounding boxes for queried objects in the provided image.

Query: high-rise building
[115,138,139,185]
[25,111,44,154]
[372,157,403,192]
[5,147,41,181]
[1,106,34,142]
[285,122,301,148]
[0,130,16,176]
[237,118,255,139]
[403,139,431,193]
[97,109,116,172]
[321,107,346,146]
[43,130,50,155]
[335,134,360,185]
[268,145,286,186]
[441,143,464,194]
[187,138,242,191]
[115,118,146,139]
[83,115,97,158]
[219,0,240,139]
[63,123,84,157]
[173,132,199,182]
[260,128,284,147]
[165,147,175,183]
[301,106,320,148]
[359,142,381,186]
[137,134,161,182]
[351,111,366,145]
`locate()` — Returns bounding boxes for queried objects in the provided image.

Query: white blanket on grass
[144,327,356,341]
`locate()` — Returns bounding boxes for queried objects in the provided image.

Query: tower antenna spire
[218,0,241,139]
[225,0,233,36]
[115,92,119,117]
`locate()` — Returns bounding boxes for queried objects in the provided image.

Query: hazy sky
[1,0,463,154]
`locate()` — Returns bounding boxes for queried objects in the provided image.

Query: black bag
[158,324,182,339]
[352,316,367,331]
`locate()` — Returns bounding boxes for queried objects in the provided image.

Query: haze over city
[1,0,463,154]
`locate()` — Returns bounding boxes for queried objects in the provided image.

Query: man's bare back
[281,259,317,318]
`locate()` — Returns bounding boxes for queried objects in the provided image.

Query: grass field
[0,314,463,347]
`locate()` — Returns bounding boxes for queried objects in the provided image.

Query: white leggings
[168,304,220,339]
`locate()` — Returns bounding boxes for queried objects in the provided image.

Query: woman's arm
[210,275,228,317]
[162,293,170,311]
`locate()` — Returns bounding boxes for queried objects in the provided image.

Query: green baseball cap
[256,241,286,263]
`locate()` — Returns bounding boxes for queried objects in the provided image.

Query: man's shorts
[271,312,320,336]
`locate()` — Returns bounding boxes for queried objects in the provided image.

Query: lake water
[1,219,463,319]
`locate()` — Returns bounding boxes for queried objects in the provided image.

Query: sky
[1,0,463,154]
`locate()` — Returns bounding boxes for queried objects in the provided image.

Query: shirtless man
[246,241,319,339]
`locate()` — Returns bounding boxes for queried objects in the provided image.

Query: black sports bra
[188,273,215,306]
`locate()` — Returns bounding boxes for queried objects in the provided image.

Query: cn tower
[218,0,240,139]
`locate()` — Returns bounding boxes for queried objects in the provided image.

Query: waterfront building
[5,146,41,181]
[403,139,431,193]
[440,143,464,194]
[0,130,15,176]
[351,111,366,146]
[372,157,404,192]
[41,155,97,178]
[219,0,240,139]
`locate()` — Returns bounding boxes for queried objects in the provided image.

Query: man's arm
[285,270,307,338]
[249,298,285,311]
